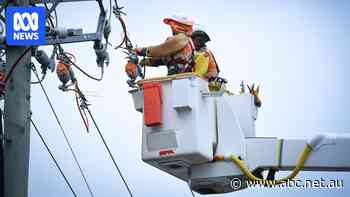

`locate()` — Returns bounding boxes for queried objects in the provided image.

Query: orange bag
[143,83,162,126]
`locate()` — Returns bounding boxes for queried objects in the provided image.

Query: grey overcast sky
[28,0,350,197]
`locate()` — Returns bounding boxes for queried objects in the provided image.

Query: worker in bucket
[133,13,195,75]
[191,28,219,80]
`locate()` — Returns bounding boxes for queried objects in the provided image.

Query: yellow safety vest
[193,51,209,77]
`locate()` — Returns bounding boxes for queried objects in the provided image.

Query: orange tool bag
[143,82,163,126]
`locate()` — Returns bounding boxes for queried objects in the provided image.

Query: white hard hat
[163,13,194,26]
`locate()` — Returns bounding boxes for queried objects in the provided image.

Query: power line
[44,4,104,83]
[30,118,78,197]
[84,104,134,197]
[44,3,55,28]
[73,79,134,197]
[30,65,46,84]
[31,65,95,197]
[59,46,104,82]
[112,0,133,50]
[4,47,32,84]
[70,60,104,82]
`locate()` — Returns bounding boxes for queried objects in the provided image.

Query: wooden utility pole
[0,108,4,197]
[4,0,32,196]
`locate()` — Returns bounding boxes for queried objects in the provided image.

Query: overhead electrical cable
[86,106,134,197]
[30,118,78,197]
[4,47,32,84]
[59,46,104,82]
[74,85,134,197]
[31,65,95,197]
[112,0,133,50]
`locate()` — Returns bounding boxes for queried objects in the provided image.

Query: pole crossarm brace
[44,10,106,45]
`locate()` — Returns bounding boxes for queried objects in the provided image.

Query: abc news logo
[6,6,45,46]
[13,12,39,40]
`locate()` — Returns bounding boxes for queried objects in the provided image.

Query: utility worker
[133,13,195,75]
[191,29,219,80]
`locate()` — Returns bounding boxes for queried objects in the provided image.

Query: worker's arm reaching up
[135,33,191,66]
[147,33,190,57]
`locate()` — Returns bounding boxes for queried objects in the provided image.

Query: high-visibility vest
[194,50,209,77]
[194,49,220,78]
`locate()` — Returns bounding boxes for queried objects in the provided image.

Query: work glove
[134,47,148,56]
[247,83,262,107]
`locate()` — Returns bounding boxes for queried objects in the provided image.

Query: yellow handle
[219,144,313,186]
